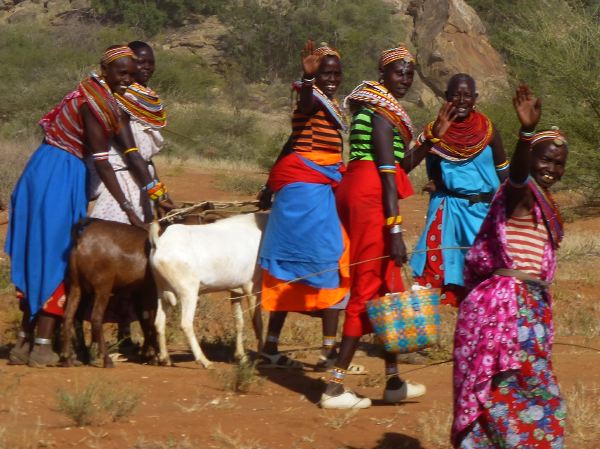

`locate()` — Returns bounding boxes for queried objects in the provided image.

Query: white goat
[148,213,266,368]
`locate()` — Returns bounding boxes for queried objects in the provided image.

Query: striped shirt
[505,213,548,278]
[292,108,343,165]
[349,108,405,162]
[39,90,86,159]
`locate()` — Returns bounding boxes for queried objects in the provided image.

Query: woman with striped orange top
[257,40,351,370]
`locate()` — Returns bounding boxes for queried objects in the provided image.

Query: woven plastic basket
[366,287,441,354]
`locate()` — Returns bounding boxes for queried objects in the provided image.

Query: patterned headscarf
[313,43,341,60]
[531,128,567,148]
[101,45,136,66]
[379,44,415,69]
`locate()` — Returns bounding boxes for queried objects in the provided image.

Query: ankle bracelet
[34,337,52,345]
[266,334,279,344]
[18,330,28,339]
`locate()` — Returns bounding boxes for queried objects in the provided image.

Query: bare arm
[298,39,321,115]
[490,125,509,182]
[401,101,457,173]
[80,103,146,228]
[505,85,541,212]
[372,113,407,266]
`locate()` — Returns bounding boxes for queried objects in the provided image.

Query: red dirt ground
[0,163,599,449]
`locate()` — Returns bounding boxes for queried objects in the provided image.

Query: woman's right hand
[390,233,408,266]
[301,40,320,77]
[431,102,457,139]
[257,185,273,210]
[513,84,541,131]
[125,208,148,230]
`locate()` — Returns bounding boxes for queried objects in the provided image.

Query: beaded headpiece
[313,43,341,60]
[379,44,415,69]
[531,127,567,148]
[101,46,136,66]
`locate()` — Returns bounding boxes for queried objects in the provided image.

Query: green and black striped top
[349,108,405,162]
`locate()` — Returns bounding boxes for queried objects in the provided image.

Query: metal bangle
[34,337,52,345]
[18,330,27,339]
[120,200,134,211]
[389,224,403,234]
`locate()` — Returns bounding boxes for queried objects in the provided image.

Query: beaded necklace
[344,81,414,144]
[424,111,493,162]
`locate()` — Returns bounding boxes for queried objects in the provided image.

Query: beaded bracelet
[519,130,536,141]
[424,127,441,144]
[385,215,403,226]
[142,179,159,192]
[495,160,509,171]
[124,147,139,154]
[378,164,397,174]
[92,151,110,161]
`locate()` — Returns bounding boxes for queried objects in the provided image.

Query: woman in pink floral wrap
[452,85,568,448]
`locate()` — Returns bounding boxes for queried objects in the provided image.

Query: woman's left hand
[431,102,457,139]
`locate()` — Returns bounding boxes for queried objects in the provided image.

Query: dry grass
[218,360,264,394]
[211,427,268,449]
[417,402,452,448]
[557,233,600,262]
[56,379,140,426]
[565,382,600,445]
[321,409,359,430]
[134,437,196,449]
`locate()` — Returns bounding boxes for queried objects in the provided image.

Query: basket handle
[390,264,414,293]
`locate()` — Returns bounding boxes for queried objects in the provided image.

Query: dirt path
[0,163,599,449]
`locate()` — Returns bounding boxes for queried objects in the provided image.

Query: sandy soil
[0,163,599,449]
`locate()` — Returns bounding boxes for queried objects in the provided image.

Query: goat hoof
[195,360,214,369]
[158,358,173,367]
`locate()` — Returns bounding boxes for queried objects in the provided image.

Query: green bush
[219,0,408,90]
[468,0,600,194]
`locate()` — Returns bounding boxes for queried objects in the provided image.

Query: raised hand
[512,84,541,131]
[431,102,457,139]
[301,40,321,77]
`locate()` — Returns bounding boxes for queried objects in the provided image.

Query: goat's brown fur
[62,219,159,368]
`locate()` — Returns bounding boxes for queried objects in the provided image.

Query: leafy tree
[469,0,600,193]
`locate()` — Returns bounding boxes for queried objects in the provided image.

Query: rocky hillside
[0,0,508,107]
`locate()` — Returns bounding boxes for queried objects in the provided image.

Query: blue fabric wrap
[410,146,499,286]
[259,155,344,289]
[4,143,88,317]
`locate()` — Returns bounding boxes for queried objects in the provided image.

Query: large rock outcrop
[408,0,509,101]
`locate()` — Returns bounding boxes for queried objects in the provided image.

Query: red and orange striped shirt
[291,108,343,166]
[505,213,548,278]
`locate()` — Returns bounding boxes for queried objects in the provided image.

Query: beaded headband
[379,44,415,69]
[313,43,341,60]
[101,46,136,66]
[531,128,567,148]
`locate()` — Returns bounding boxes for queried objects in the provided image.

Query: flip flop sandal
[314,356,367,375]
[109,353,128,363]
[258,352,303,369]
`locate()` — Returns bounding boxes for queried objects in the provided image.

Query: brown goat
[62,219,159,368]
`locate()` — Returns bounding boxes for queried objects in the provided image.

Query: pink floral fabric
[451,183,557,446]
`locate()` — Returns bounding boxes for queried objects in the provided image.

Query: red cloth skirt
[335,161,413,337]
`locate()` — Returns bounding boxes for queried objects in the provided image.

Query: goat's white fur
[149,213,266,368]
